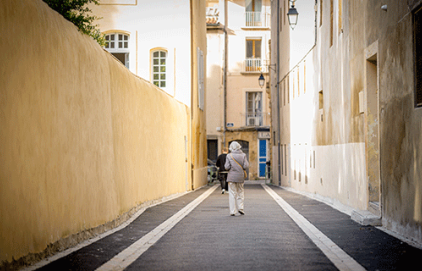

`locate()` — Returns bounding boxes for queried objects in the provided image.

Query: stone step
[351,209,382,226]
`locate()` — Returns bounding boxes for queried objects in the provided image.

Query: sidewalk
[25,182,422,271]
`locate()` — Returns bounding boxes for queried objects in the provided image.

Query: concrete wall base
[351,210,382,226]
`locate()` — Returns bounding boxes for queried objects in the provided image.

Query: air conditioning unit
[247,117,258,126]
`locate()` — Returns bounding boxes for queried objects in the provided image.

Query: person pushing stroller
[216,147,229,194]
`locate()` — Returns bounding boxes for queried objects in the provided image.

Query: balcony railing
[206,7,220,25]
[245,12,270,28]
[244,58,268,73]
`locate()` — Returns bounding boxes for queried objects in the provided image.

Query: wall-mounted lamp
[257,64,277,89]
[258,73,265,88]
[287,0,299,30]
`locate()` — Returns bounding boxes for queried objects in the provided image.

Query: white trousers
[228,182,244,215]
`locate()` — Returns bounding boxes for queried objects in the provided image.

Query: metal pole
[223,0,228,148]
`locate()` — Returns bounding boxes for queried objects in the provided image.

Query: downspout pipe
[223,0,228,147]
[276,0,281,186]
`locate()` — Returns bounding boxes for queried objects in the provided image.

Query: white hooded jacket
[225,149,249,183]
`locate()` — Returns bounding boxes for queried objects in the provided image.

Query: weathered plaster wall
[374,0,422,243]
[273,0,369,212]
[0,0,190,266]
[271,0,422,245]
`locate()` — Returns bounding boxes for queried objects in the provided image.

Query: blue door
[259,139,267,177]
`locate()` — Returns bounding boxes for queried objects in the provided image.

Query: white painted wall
[91,0,192,106]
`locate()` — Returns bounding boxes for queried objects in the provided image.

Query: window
[245,0,262,26]
[319,90,324,109]
[319,90,324,122]
[246,38,262,71]
[246,92,262,126]
[320,0,323,26]
[297,67,300,97]
[338,0,342,33]
[284,144,287,176]
[207,140,218,163]
[198,48,205,110]
[282,81,285,106]
[287,76,290,103]
[330,0,333,47]
[105,33,129,68]
[304,62,307,93]
[292,70,295,99]
[414,6,422,107]
[279,6,283,32]
[151,50,167,89]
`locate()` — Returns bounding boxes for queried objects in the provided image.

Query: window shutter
[330,0,333,47]
[197,48,205,110]
[415,7,422,107]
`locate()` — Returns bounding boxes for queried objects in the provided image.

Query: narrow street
[25,182,422,271]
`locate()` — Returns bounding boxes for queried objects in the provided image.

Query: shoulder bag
[230,154,247,179]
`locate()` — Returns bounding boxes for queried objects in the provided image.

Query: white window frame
[246,91,263,126]
[245,37,263,72]
[104,33,130,68]
[151,50,167,89]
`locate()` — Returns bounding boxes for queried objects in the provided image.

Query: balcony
[243,58,268,73]
[244,12,270,28]
[206,7,220,26]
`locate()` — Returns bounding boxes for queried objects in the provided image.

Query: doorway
[258,139,268,177]
[207,139,218,164]
[365,53,381,216]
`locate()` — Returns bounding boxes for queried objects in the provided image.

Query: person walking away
[225,141,249,216]
[216,147,229,194]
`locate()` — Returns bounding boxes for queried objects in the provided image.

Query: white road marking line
[262,184,366,271]
[95,184,219,271]
[23,190,190,271]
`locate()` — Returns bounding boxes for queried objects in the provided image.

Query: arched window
[104,33,129,68]
[151,50,167,89]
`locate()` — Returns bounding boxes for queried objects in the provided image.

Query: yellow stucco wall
[191,0,208,189]
[0,0,190,265]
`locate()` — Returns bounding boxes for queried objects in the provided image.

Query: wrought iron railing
[206,7,220,25]
[245,12,270,27]
[244,58,268,73]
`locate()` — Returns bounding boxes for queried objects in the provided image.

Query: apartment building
[206,0,271,180]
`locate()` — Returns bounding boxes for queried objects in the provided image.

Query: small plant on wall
[42,0,106,46]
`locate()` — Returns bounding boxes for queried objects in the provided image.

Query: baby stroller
[207,159,218,184]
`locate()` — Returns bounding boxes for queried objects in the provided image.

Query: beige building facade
[270,0,422,245]
[206,0,272,179]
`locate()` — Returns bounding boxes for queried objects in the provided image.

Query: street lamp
[257,64,276,89]
[287,0,299,30]
[258,73,265,88]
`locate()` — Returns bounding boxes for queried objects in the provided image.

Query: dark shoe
[239,210,244,215]
[230,214,235,216]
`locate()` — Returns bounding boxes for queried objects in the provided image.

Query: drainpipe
[223,0,228,147]
[276,0,281,186]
